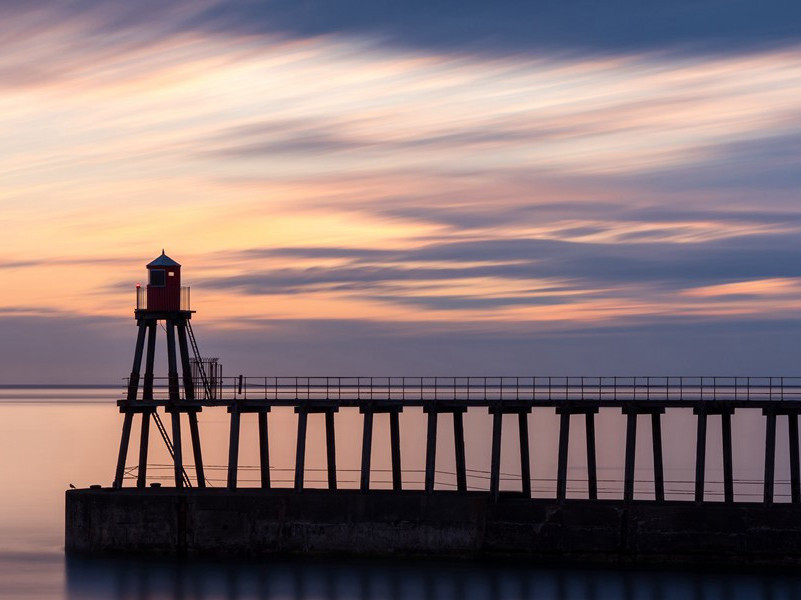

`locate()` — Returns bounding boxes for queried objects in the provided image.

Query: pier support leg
[360,410,373,492]
[294,410,308,491]
[764,410,777,505]
[143,322,157,400]
[137,411,150,488]
[188,412,205,488]
[165,320,180,402]
[585,412,597,500]
[556,411,570,501]
[390,410,402,491]
[721,411,734,503]
[695,410,708,503]
[126,321,147,401]
[113,412,134,488]
[425,410,438,494]
[325,411,337,490]
[454,411,467,493]
[790,413,800,504]
[170,410,184,488]
[651,412,665,502]
[176,322,195,401]
[258,411,271,489]
[519,412,531,497]
[624,412,637,503]
[227,407,241,490]
[489,411,503,500]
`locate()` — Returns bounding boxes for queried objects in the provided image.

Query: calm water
[1,386,801,599]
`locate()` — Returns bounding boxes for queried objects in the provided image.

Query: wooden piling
[624,412,637,503]
[188,411,205,488]
[360,409,374,492]
[764,409,776,505]
[585,412,597,500]
[227,406,241,490]
[695,409,708,503]
[137,411,150,488]
[489,410,503,500]
[721,410,734,503]
[651,412,665,502]
[453,411,467,493]
[425,410,438,494]
[165,320,180,402]
[390,410,402,491]
[294,409,308,491]
[258,411,271,489]
[556,410,570,501]
[325,410,337,490]
[142,322,157,400]
[113,412,134,488]
[790,413,800,504]
[519,412,532,497]
[170,410,184,488]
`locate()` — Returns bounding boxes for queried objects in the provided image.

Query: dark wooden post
[165,320,180,402]
[425,409,438,494]
[721,410,734,503]
[126,320,147,401]
[390,410,402,491]
[519,412,532,497]
[176,321,195,401]
[764,409,777,505]
[623,411,637,502]
[585,412,597,500]
[142,322,157,400]
[170,409,184,488]
[453,411,467,493]
[325,410,337,490]
[790,413,800,504]
[294,409,308,491]
[188,411,205,487]
[489,410,503,500]
[360,409,374,492]
[694,408,708,503]
[651,412,665,502]
[258,411,271,489]
[227,404,241,490]
[113,412,134,488]
[556,410,570,501]
[137,411,151,488]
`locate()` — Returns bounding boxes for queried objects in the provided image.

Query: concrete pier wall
[65,488,801,566]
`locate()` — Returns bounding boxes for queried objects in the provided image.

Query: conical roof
[147,249,181,267]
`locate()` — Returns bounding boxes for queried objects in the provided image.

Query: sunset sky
[2,1,801,381]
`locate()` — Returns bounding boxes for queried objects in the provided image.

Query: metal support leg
[294,410,308,491]
[165,320,180,402]
[360,410,374,492]
[258,412,270,489]
[764,410,777,505]
[227,407,241,490]
[454,411,467,493]
[695,410,708,503]
[170,410,184,488]
[188,412,205,487]
[137,411,150,488]
[127,321,147,401]
[176,321,195,401]
[790,413,800,504]
[651,412,665,502]
[489,411,503,500]
[325,411,337,490]
[556,411,570,501]
[585,412,597,500]
[390,411,402,491]
[425,410,438,494]
[143,322,157,400]
[519,412,531,497]
[113,412,134,488]
[624,412,637,502]
[721,411,734,503]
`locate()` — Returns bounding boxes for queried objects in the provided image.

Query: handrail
[119,375,801,403]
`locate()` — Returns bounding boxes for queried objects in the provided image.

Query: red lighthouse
[114,251,206,490]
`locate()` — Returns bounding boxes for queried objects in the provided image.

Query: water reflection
[66,556,801,600]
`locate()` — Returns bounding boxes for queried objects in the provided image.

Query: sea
[2,385,801,599]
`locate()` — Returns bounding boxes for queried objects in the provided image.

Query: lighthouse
[113,251,206,489]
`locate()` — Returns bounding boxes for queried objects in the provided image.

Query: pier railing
[123,375,801,405]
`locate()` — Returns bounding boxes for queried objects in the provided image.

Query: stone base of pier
[66,488,801,566]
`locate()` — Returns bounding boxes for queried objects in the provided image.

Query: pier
[64,254,801,564]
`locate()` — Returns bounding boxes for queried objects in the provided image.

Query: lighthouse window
[149,269,166,287]
[168,271,175,276]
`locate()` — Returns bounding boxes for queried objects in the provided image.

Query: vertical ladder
[187,321,214,400]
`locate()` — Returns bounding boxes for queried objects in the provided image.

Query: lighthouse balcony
[136,286,191,312]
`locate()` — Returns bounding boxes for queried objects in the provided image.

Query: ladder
[152,411,192,488]
[187,321,214,400]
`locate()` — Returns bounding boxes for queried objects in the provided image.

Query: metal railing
[135,286,190,311]
[122,375,801,403]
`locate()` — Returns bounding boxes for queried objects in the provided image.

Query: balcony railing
[135,286,190,311]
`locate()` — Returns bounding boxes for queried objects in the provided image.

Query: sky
[2,1,801,382]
